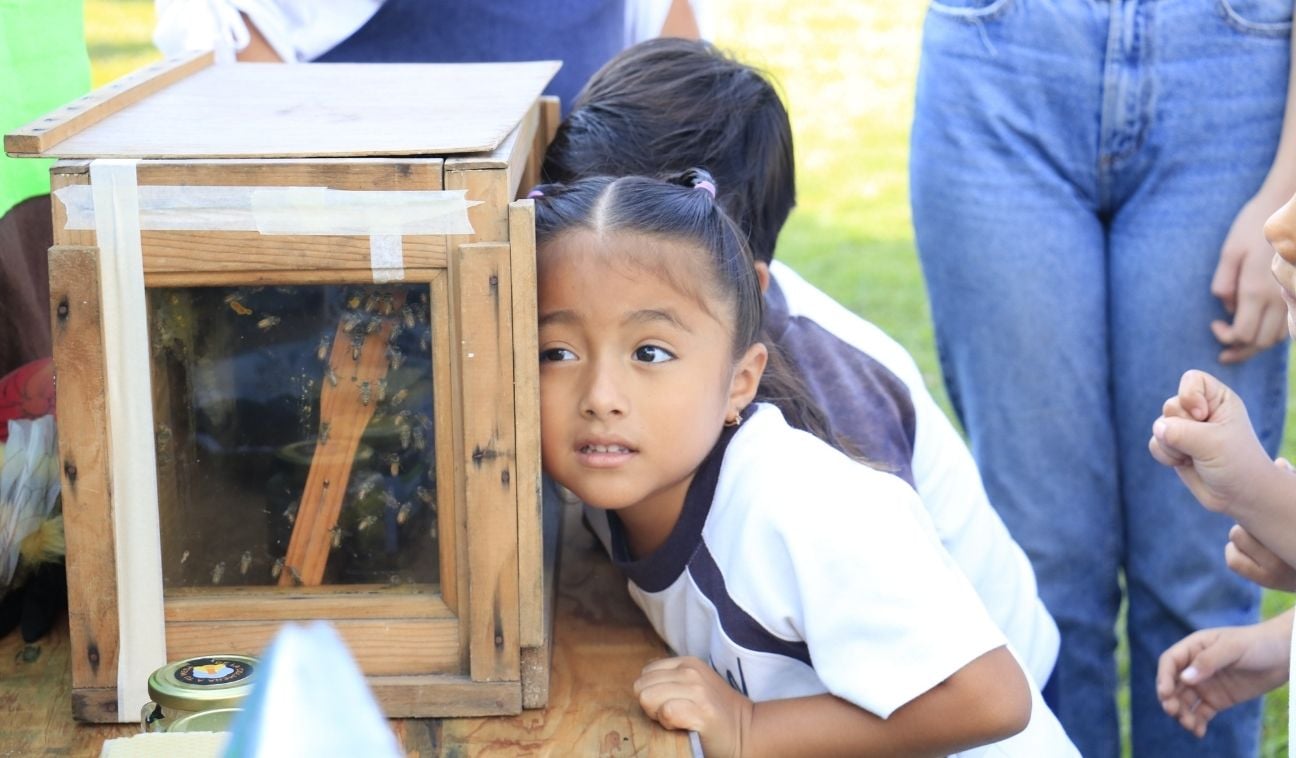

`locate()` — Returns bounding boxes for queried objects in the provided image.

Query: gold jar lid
[147,655,258,712]
[168,707,242,733]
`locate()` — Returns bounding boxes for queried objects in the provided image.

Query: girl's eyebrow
[538,308,691,332]
[538,309,579,328]
[625,308,691,332]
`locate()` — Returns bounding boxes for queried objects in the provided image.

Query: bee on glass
[224,293,252,316]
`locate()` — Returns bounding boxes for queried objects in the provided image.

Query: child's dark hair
[541,37,794,265]
[530,169,836,446]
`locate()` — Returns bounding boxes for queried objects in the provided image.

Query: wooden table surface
[0,503,691,757]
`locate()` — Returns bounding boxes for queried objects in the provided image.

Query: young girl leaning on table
[529,169,1078,757]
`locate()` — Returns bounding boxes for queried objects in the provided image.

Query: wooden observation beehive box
[4,53,562,723]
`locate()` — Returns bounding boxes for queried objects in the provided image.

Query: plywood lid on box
[5,55,560,159]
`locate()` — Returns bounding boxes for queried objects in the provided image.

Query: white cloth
[0,416,60,587]
[154,0,686,62]
[770,261,1061,686]
[625,0,685,45]
[591,404,1078,755]
[153,0,383,62]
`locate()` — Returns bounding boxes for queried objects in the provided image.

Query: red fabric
[0,358,55,442]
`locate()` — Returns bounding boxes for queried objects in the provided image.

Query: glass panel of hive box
[146,283,440,591]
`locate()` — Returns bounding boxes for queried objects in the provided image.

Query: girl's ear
[753,261,771,294]
[728,342,768,412]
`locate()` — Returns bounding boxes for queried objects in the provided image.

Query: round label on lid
[174,657,254,687]
[148,654,259,711]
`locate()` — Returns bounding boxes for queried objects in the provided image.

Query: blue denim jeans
[911,1,1291,756]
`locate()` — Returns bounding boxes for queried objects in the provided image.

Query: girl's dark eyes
[540,347,576,363]
[633,345,676,363]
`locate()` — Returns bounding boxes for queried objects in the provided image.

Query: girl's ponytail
[664,167,718,199]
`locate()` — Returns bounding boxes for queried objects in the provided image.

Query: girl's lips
[576,442,636,468]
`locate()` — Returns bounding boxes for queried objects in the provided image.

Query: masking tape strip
[55,184,478,236]
[90,160,167,719]
[370,234,405,283]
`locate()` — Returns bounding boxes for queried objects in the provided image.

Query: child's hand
[1156,615,1292,738]
[1212,194,1290,364]
[635,657,753,757]
[1148,369,1271,515]
[1226,521,1296,591]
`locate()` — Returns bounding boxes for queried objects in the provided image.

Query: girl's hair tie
[526,188,545,199]
[694,180,716,198]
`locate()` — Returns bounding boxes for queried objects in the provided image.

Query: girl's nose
[579,361,626,419]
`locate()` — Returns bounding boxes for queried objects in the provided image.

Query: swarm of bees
[168,283,441,588]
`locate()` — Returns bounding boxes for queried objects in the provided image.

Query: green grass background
[79,1,1293,754]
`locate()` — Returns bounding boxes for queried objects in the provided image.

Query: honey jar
[140,655,258,733]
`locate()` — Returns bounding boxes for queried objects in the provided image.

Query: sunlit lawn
[81,1,1293,755]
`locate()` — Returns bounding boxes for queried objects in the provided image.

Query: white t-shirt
[588,404,1078,756]
[767,261,1060,686]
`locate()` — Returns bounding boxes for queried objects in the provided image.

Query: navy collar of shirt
[605,407,752,593]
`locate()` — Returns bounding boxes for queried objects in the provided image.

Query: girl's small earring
[724,414,741,428]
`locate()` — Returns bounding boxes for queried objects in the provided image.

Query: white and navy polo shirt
[766,262,1059,686]
[587,404,1078,756]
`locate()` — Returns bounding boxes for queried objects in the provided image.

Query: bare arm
[235,12,283,62]
[1210,17,1296,362]
[1226,521,1296,591]
[659,0,701,39]
[637,647,1031,757]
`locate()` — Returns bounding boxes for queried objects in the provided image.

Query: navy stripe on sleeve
[688,543,812,666]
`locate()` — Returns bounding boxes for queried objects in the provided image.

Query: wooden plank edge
[371,677,522,718]
[49,245,121,695]
[506,103,541,199]
[520,483,564,708]
[5,51,214,157]
[444,99,540,176]
[164,586,454,623]
[145,268,442,288]
[509,200,544,648]
[425,273,460,618]
[456,242,521,682]
[71,687,122,724]
[75,678,524,723]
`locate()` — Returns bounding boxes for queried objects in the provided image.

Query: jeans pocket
[1218,0,1292,36]
[929,0,1013,21]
